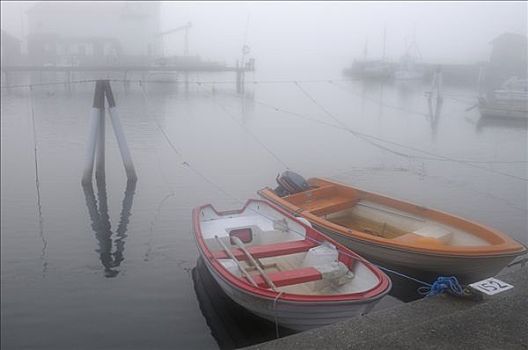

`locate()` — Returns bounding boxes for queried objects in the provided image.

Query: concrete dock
[247,268,527,350]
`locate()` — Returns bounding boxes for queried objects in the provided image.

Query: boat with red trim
[192,199,391,331]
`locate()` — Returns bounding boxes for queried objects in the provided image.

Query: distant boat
[479,77,528,119]
[259,174,527,285]
[193,199,391,331]
[348,59,393,80]
[394,53,424,81]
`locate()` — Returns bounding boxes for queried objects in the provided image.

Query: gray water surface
[2,74,527,349]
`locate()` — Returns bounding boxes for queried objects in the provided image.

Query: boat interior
[282,183,492,248]
[198,201,380,295]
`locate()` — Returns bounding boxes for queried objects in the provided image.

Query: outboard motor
[274,171,310,197]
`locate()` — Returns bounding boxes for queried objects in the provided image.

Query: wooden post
[104,81,137,182]
[82,80,105,185]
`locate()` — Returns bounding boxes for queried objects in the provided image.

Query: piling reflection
[476,115,528,131]
[192,257,295,349]
[82,177,136,278]
[427,95,443,135]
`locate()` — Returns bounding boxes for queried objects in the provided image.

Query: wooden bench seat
[213,239,318,260]
[250,267,322,288]
[303,197,356,216]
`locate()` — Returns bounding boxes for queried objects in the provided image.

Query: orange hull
[259,178,526,282]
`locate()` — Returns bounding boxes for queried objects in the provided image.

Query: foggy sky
[1,1,526,77]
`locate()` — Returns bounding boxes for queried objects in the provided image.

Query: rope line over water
[28,86,48,277]
[137,89,442,294]
[293,81,528,181]
[194,83,292,170]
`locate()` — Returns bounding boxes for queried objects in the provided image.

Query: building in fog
[485,32,527,89]
[26,2,161,65]
[1,30,22,66]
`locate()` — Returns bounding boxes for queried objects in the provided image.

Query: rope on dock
[418,276,465,297]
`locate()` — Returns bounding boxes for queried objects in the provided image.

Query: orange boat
[259,175,526,284]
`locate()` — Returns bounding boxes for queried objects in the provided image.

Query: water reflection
[476,115,528,132]
[192,257,295,349]
[82,177,137,278]
[427,96,443,136]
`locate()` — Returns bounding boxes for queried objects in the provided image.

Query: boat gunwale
[192,199,391,303]
[257,178,527,257]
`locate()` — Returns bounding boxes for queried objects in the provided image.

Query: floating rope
[28,86,48,277]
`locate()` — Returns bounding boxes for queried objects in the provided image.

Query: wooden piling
[104,81,137,182]
[82,80,106,185]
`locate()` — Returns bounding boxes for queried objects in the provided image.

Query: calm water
[1,71,527,349]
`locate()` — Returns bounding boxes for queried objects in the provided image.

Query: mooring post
[104,81,137,182]
[95,106,106,180]
[82,80,105,185]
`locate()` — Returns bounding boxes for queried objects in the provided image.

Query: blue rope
[417,276,465,297]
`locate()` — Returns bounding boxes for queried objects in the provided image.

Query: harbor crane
[159,22,192,56]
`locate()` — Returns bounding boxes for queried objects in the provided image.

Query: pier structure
[1,62,255,93]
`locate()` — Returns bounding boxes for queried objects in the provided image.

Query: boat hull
[258,178,526,286]
[201,255,384,331]
[316,225,519,284]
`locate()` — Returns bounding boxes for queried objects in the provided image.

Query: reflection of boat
[479,78,528,119]
[193,199,391,331]
[258,176,526,285]
[192,257,294,349]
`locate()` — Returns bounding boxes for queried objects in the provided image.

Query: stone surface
[246,268,528,350]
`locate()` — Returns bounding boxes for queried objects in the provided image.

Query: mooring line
[137,85,466,305]
[194,83,292,171]
[28,86,48,277]
[294,81,528,181]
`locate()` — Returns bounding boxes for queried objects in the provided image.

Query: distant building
[1,30,22,66]
[485,32,527,90]
[26,2,161,65]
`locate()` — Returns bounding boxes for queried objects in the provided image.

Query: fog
[1,2,527,349]
[2,1,526,78]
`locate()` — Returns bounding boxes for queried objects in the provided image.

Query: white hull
[202,257,383,331]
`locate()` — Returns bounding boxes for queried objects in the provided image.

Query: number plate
[469,277,514,296]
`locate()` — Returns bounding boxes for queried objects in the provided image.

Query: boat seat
[413,225,453,244]
[250,267,322,288]
[213,239,318,260]
[302,197,356,216]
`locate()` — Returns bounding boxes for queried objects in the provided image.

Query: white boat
[193,199,391,331]
[479,77,528,119]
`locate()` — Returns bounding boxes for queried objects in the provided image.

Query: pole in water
[82,80,105,185]
[104,80,137,182]
[82,80,137,184]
